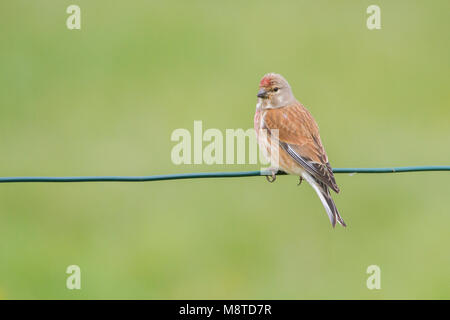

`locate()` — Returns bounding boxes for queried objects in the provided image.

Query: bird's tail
[311,180,347,228]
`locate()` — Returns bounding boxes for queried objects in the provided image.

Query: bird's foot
[297,176,304,186]
[265,167,278,183]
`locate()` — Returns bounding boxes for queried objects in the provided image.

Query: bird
[254,73,346,228]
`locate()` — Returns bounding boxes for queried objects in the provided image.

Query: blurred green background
[0,0,449,299]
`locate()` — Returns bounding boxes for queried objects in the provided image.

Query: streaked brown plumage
[254,73,346,227]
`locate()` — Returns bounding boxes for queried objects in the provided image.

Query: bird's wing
[263,103,340,193]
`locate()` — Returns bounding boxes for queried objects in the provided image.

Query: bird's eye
[273,87,279,92]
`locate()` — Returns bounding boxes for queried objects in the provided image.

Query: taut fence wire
[0,166,449,183]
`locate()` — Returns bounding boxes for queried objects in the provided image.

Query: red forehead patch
[259,76,272,87]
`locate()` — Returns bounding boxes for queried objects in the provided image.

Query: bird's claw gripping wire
[265,168,278,183]
[266,174,276,183]
[297,176,303,186]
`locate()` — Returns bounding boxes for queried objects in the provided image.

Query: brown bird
[254,73,346,227]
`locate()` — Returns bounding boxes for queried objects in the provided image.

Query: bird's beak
[257,88,268,99]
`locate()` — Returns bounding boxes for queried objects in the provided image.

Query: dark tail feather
[316,181,347,228]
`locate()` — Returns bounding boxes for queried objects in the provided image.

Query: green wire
[0,166,448,183]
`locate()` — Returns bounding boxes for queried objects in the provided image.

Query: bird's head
[257,73,295,108]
